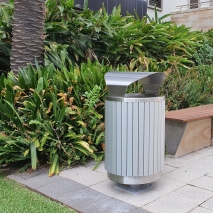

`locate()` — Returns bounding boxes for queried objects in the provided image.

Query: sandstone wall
[171,7,213,31]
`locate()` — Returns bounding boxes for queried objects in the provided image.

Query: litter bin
[104,72,166,185]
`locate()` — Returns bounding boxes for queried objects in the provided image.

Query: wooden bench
[165,104,213,157]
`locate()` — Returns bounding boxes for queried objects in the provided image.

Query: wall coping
[171,6,213,15]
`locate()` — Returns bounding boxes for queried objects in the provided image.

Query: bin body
[105,94,165,185]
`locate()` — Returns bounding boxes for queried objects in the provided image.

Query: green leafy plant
[0,62,106,176]
[0,0,13,72]
[193,38,213,66]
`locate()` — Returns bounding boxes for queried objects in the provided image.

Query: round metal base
[107,172,162,185]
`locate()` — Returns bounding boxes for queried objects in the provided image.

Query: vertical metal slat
[138,102,145,176]
[154,101,159,174]
[121,102,128,176]
[133,102,139,176]
[127,102,133,176]
[144,102,150,176]
[116,102,122,175]
[149,102,154,175]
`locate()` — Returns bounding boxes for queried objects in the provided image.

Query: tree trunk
[11,0,45,75]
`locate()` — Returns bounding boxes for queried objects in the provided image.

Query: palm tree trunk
[11,0,45,75]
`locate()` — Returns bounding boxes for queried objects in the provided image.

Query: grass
[0,171,77,213]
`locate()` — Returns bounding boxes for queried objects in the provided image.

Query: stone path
[8,146,213,213]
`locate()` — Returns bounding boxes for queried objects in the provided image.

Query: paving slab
[202,154,213,162]
[14,167,48,180]
[189,206,213,213]
[21,173,62,190]
[7,174,28,184]
[60,166,92,176]
[162,164,177,175]
[91,176,185,207]
[58,188,110,212]
[163,168,203,183]
[85,161,107,174]
[179,151,209,162]
[82,197,138,213]
[36,177,86,199]
[180,161,213,176]
[90,179,126,197]
[190,176,213,192]
[132,208,153,213]
[143,194,196,213]
[168,185,213,205]
[201,197,213,211]
[164,157,193,168]
[60,170,108,186]
[195,147,213,156]
[207,172,213,178]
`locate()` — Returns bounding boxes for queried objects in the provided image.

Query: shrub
[0,61,107,176]
[161,65,213,111]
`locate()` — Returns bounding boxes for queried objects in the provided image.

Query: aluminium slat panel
[161,100,165,170]
[104,100,110,171]
[121,102,128,176]
[144,102,150,176]
[111,101,117,174]
[127,102,133,176]
[138,102,145,176]
[133,102,139,176]
[149,102,155,175]
[105,98,164,179]
[157,100,162,172]
[116,102,122,176]
[105,100,112,172]
[153,101,159,174]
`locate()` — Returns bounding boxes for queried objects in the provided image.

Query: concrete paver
[179,153,207,162]
[143,194,196,213]
[7,147,213,213]
[85,161,107,174]
[181,161,213,176]
[164,157,193,168]
[58,188,110,212]
[60,170,108,186]
[207,172,213,178]
[82,197,139,213]
[201,197,213,211]
[189,206,213,213]
[163,168,204,183]
[19,173,62,190]
[190,176,213,192]
[162,164,177,175]
[168,185,213,205]
[36,177,86,198]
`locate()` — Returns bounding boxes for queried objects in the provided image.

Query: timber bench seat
[165,104,213,157]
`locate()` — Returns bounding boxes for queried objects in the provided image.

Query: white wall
[147,0,188,21]
[146,0,212,21]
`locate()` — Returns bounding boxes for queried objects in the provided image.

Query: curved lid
[105,72,166,97]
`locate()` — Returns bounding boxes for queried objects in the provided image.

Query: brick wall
[171,7,213,31]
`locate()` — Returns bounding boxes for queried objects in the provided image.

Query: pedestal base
[107,172,162,185]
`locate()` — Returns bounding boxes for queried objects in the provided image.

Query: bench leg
[165,118,211,157]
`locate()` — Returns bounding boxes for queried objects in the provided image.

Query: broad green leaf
[73,141,93,153]
[30,142,37,170]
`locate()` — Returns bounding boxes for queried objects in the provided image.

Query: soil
[0,162,49,177]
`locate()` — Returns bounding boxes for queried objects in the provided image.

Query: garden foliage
[0,0,213,174]
[0,61,107,175]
